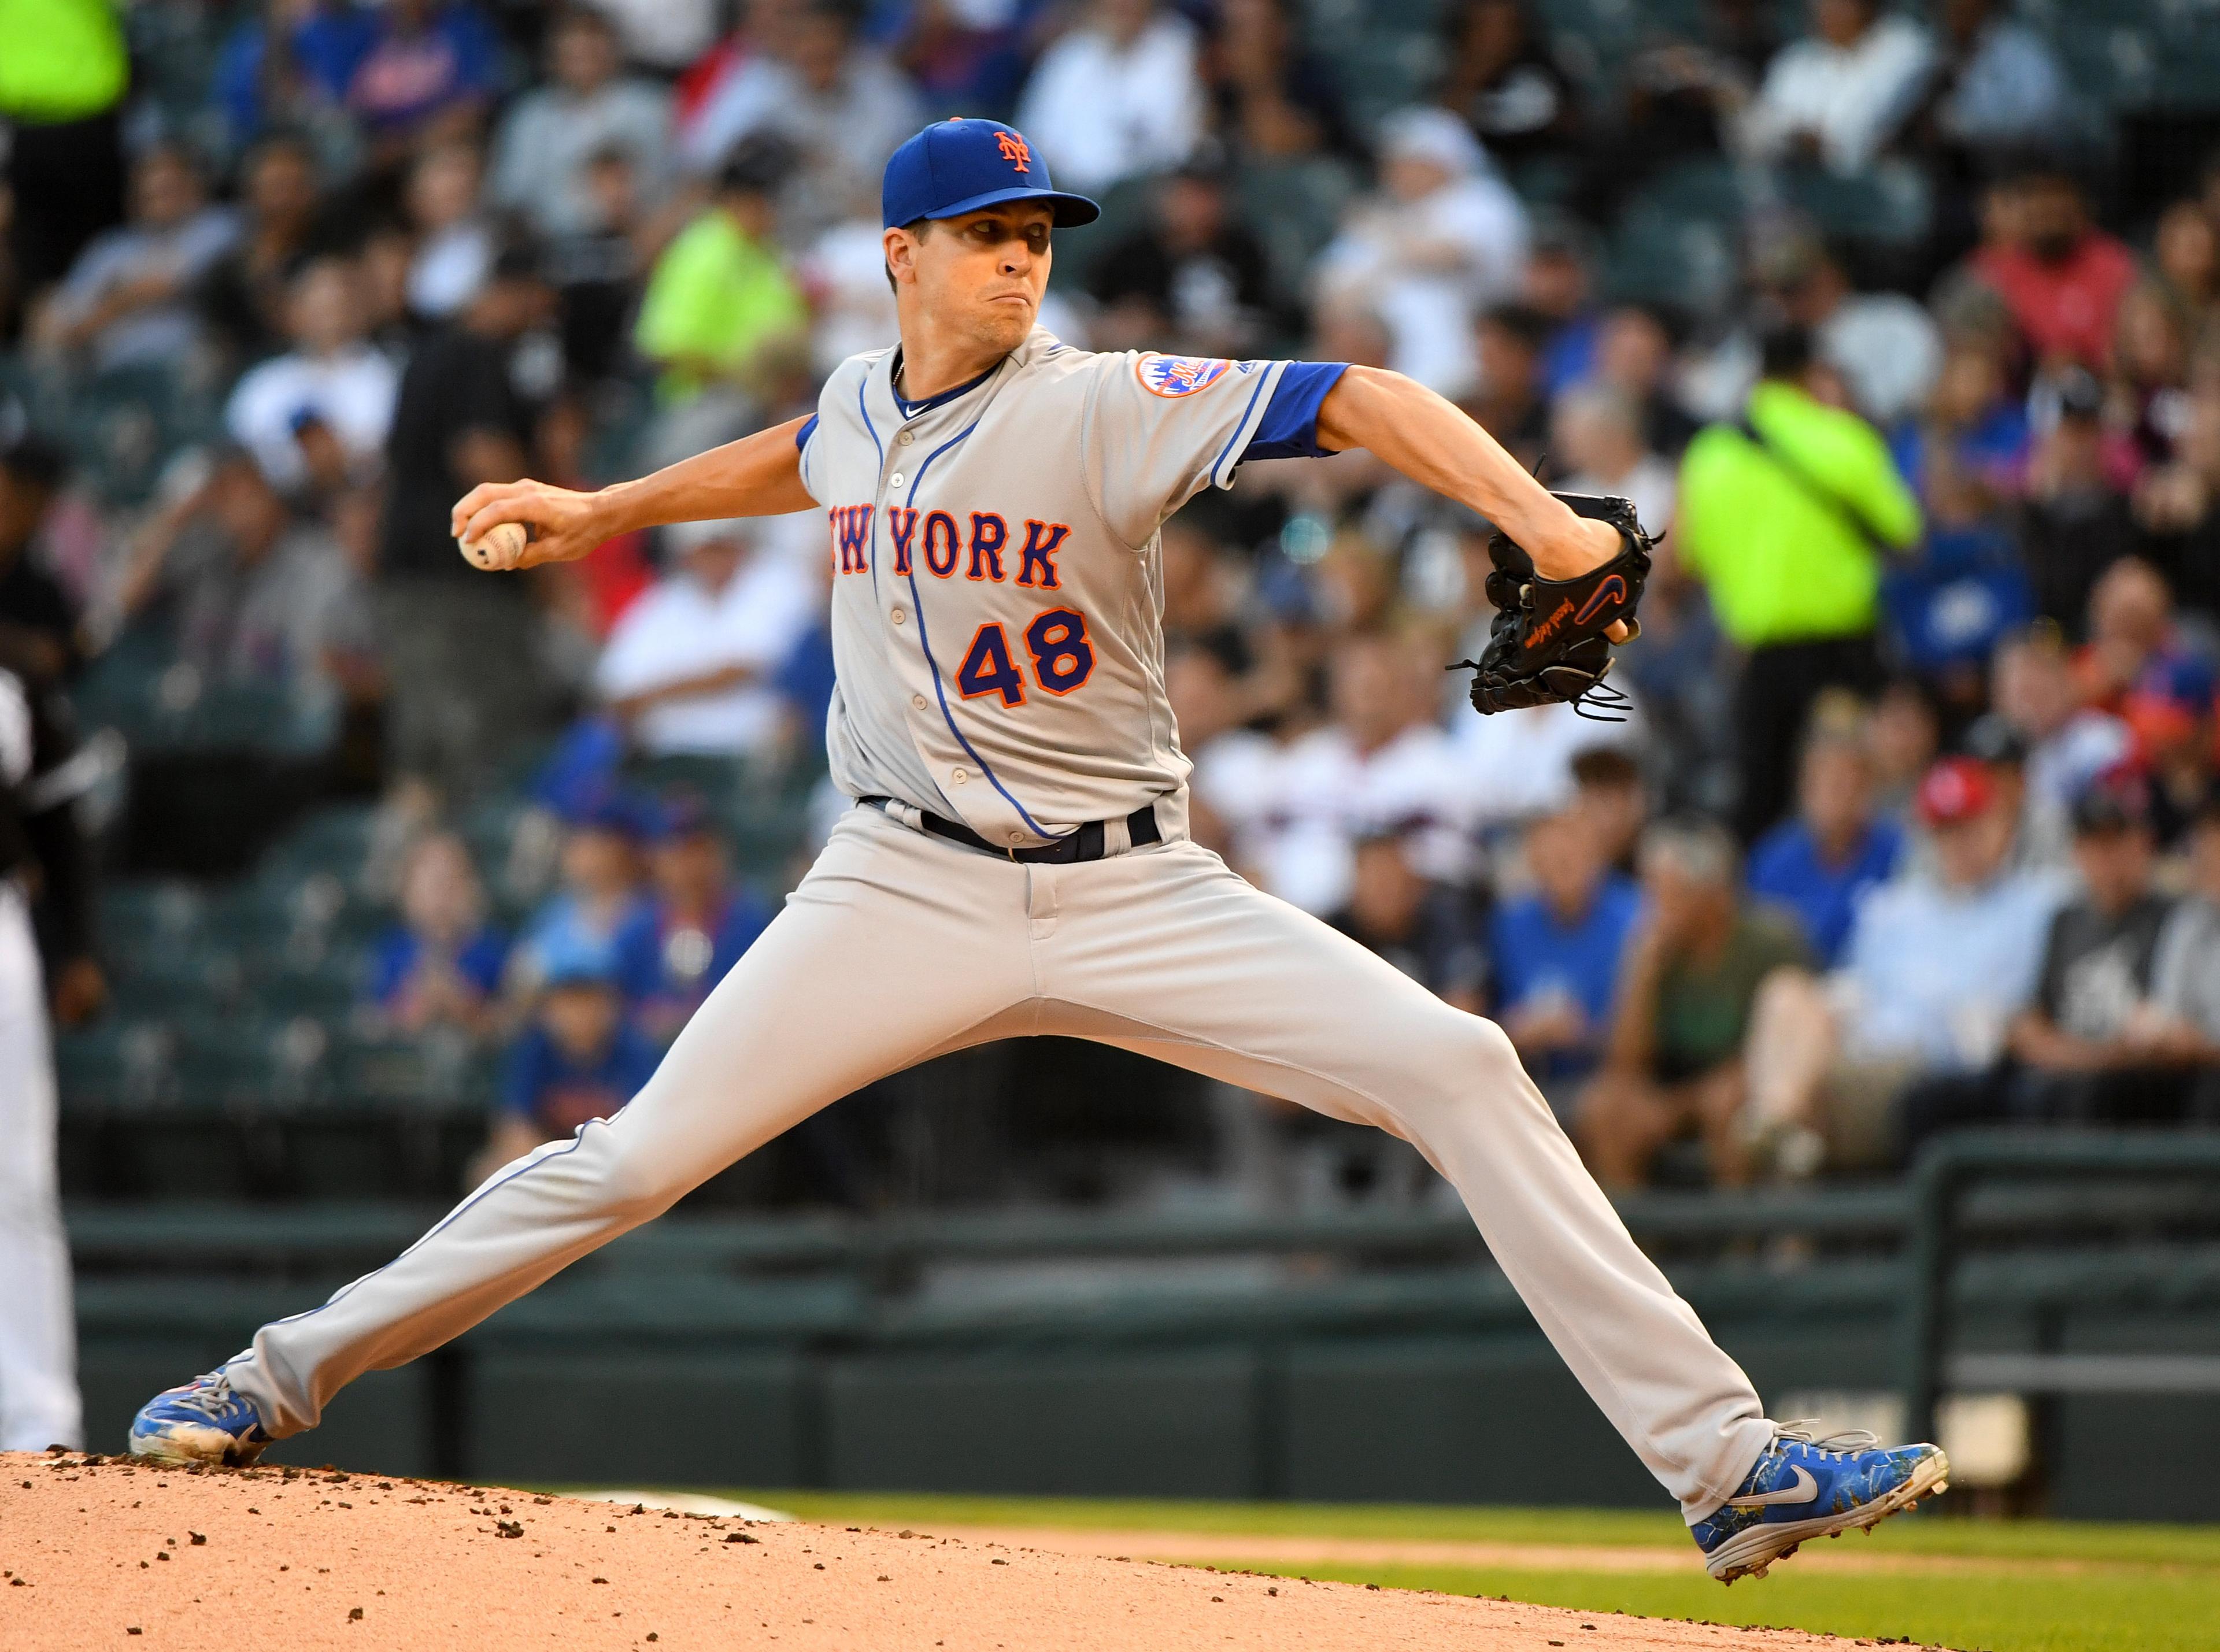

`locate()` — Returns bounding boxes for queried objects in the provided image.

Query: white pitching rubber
[459,520,530,571]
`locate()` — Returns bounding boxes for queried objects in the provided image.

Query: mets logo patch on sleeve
[1135,354,1234,397]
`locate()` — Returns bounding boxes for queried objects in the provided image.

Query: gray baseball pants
[224,804,1772,1519]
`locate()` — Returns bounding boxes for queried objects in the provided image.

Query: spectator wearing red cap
[1738,755,2065,1178]
[2121,653,2219,849]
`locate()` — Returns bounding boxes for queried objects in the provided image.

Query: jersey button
[1008,831,1024,844]
[897,431,915,445]
[890,606,905,625]
[889,471,905,487]
[911,694,926,710]
[951,768,969,786]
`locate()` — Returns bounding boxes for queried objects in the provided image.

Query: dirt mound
[1,1450,1866,1650]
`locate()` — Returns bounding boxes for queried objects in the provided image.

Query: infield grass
[710,1491,2220,1652]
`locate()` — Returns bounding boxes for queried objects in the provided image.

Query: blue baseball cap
[882,118,1099,230]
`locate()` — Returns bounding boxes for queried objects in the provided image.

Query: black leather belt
[860,795,1161,862]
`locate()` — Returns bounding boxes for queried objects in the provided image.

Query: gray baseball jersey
[797,326,1309,846]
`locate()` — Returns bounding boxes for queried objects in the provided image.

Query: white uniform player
[132,120,1944,1581]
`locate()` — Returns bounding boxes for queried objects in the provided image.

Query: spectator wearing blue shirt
[364,830,508,1036]
[472,935,661,1187]
[214,1,381,154]
[511,790,657,1003]
[620,795,774,1043]
[1746,716,1902,966]
[1492,808,1642,1115]
[346,0,502,153]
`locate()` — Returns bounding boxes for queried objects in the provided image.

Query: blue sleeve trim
[796,413,819,451]
[1242,361,1350,462]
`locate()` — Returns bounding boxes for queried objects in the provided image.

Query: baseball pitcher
[131,120,1944,1581]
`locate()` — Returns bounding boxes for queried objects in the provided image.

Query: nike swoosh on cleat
[1727,1465,1819,1508]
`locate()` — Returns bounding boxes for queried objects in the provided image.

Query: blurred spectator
[1571,745,1649,876]
[1325,829,1488,1014]
[473,936,660,1186]
[345,0,502,157]
[489,5,673,243]
[197,133,327,368]
[224,255,400,495]
[0,438,81,703]
[1741,754,2062,1177]
[1549,386,1675,531]
[594,516,819,759]
[2074,556,2192,717]
[1578,818,1812,1188]
[1990,628,2130,854]
[2151,200,2219,327]
[214,0,379,157]
[634,140,809,414]
[1202,0,1355,164]
[1463,303,1553,465]
[682,2,924,234]
[1089,168,1274,360]
[1438,0,1584,178]
[1747,710,1901,966]
[1523,221,1601,398]
[547,144,656,386]
[2134,383,2220,621]
[365,829,508,1036]
[1241,631,1475,916]
[1491,806,1642,1110]
[512,791,656,992]
[378,247,557,802]
[1960,159,2136,372]
[1996,771,2181,1124]
[402,140,496,322]
[1,0,128,315]
[1923,0,2070,164]
[2143,792,2220,1113]
[32,143,238,372]
[1758,235,1941,430]
[1318,109,1529,398]
[1619,0,1777,183]
[886,0,1036,116]
[1738,0,1934,176]
[2122,655,2218,850]
[1678,325,1922,841]
[2018,368,2134,632]
[1591,303,1701,458]
[113,446,370,693]
[591,0,722,76]
[1015,0,1204,195]
[620,798,772,1044]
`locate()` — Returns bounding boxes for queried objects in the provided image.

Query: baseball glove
[1451,491,1655,720]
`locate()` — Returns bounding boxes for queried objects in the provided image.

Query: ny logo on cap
[997,131,1031,172]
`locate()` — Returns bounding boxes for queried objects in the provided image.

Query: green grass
[701,1492,2220,1652]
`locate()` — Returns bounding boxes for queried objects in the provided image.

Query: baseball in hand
[458,520,531,571]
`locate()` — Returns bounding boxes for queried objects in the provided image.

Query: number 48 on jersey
[956,607,1096,706]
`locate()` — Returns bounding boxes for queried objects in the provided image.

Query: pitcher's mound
[2,1450,1859,1650]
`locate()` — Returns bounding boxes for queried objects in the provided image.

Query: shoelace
[1773,1420,1881,1460]
[168,1373,242,1421]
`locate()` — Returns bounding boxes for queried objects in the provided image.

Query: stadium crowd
[6,0,2220,1210]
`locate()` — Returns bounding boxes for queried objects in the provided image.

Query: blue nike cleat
[127,1368,272,1467]
[1692,1425,1949,1583]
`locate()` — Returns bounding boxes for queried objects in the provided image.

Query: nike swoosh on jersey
[1726,1465,1819,1508]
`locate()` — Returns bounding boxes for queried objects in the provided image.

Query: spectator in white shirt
[224,255,400,495]
[489,5,674,242]
[35,143,239,372]
[680,2,923,238]
[1014,0,1205,194]
[1316,108,1529,398]
[595,516,819,758]
[1932,0,2071,160]
[1244,631,1479,915]
[1741,0,1936,176]
[403,140,497,322]
[1549,385,1677,533]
